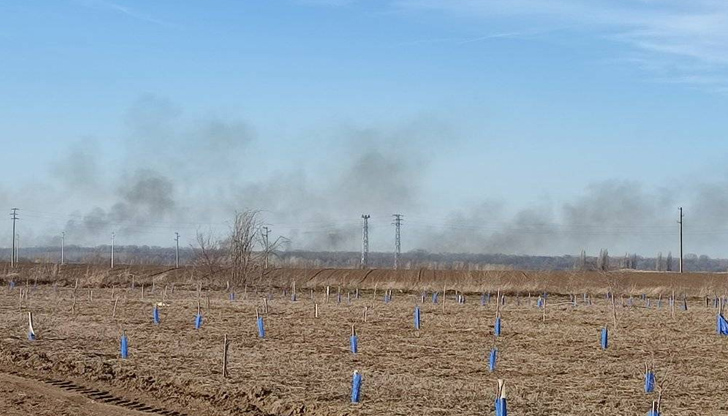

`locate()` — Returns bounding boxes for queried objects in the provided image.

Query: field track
[0,368,175,416]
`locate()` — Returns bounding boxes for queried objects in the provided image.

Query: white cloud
[392,0,728,91]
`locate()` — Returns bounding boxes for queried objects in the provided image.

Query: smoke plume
[9,95,728,258]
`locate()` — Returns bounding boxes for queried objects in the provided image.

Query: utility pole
[175,232,180,268]
[111,232,115,269]
[392,214,403,270]
[61,232,65,265]
[15,233,19,264]
[678,207,684,273]
[361,214,370,268]
[262,226,270,269]
[10,208,18,268]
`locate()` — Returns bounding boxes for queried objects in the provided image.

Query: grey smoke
[64,170,176,241]
[50,139,102,194]
[52,94,255,245]
[17,94,728,257]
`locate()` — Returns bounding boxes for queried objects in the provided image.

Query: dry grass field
[1,263,728,415]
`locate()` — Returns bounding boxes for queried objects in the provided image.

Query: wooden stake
[611,291,617,329]
[222,334,229,378]
[112,296,119,318]
[497,379,506,399]
[363,306,368,322]
[442,285,446,313]
[496,290,501,318]
[28,311,35,337]
[315,303,319,318]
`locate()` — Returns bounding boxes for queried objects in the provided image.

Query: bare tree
[228,210,260,287]
[575,249,587,271]
[656,252,663,271]
[193,228,223,276]
[666,251,673,272]
[597,249,609,272]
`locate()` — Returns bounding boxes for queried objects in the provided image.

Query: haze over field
[2,1,728,256]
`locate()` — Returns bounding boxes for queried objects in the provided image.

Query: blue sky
[2,0,728,256]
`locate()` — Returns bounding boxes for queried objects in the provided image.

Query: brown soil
[2,277,728,415]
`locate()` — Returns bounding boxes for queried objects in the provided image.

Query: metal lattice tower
[361,215,370,268]
[175,232,180,268]
[392,214,403,270]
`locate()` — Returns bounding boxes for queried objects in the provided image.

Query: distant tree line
[5,245,728,272]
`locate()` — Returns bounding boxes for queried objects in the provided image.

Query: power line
[678,207,684,273]
[262,226,270,269]
[10,208,18,267]
[111,232,115,269]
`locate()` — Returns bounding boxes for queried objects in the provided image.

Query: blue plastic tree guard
[495,398,507,416]
[489,348,497,372]
[120,334,129,359]
[257,316,266,338]
[717,314,728,335]
[645,371,655,393]
[351,371,363,403]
